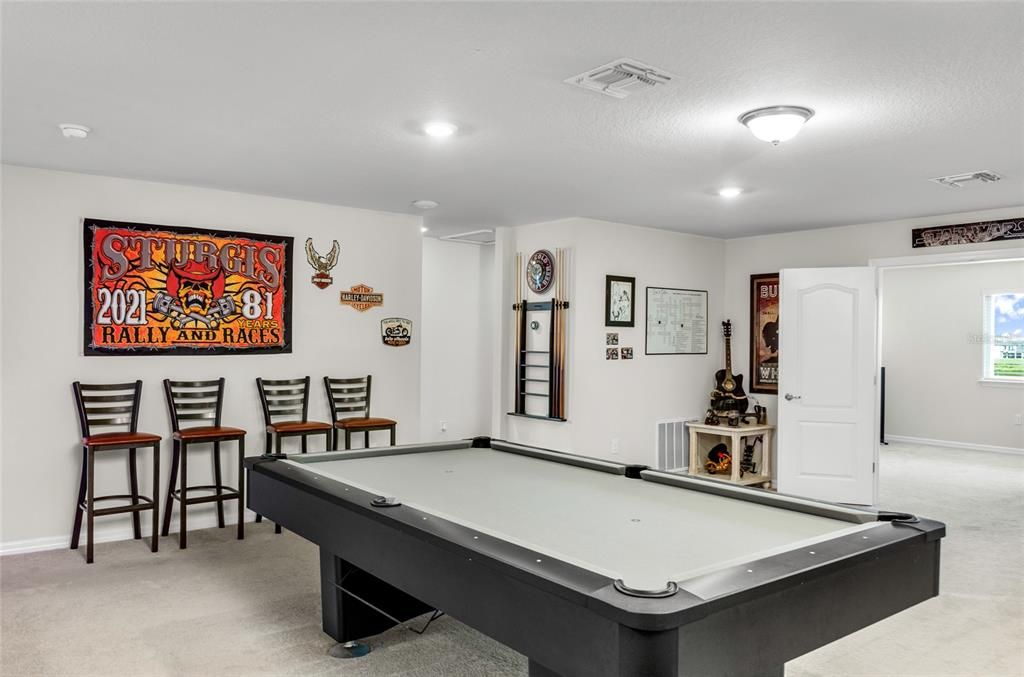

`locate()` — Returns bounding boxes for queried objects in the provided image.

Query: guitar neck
[724,335,733,374]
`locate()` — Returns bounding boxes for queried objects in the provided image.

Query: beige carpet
[1,443,1021,677]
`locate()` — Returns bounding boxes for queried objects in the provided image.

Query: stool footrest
[80,494,156,516]
[171,485,240,505]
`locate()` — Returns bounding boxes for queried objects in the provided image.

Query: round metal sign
[526,249,555,294]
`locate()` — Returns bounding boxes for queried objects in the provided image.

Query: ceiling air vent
[564,59,673,99]
[440,229,495,245]
[930,171,1002,189]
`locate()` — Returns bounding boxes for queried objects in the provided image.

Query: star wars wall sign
[304,238,340,288]
[339,284,383,311]
[83,218,293,355]
[381,317,412,347]
[526,249,555,294]
[911,216,1023,248]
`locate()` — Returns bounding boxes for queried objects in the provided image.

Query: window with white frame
[983,292,1024,380]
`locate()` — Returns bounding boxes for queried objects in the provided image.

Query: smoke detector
[930,171,1002,189]
[440,229,495,245]
[564,59,673,99]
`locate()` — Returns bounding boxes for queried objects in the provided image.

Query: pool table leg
[319,548,434,643]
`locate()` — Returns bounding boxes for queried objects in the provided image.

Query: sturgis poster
[750,273,779,394]
[83,219,293,355]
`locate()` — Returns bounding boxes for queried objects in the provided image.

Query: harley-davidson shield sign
[83,218,293,355]
[339,284,383,312]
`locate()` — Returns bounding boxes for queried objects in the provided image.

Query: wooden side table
[686,421,775,488]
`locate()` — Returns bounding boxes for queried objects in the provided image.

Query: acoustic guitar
[711,320,749,415]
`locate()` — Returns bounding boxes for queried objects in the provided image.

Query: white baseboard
[0,510,260,557]
[885,435,1024,455]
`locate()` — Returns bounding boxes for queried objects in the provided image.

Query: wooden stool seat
[173,425,246,440]
[162,378,246,549]
[83,431,162,446]
[71,380,160,564]
[267,420,332,434]
[335,417,397,429]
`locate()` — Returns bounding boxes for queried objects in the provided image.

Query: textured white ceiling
[2,2,1022,238]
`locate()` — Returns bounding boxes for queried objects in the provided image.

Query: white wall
[419,239,493,442]
[882,261,1023,450]
[0,166,423,552]
[491,218,725,466]
[723,206,1024,425]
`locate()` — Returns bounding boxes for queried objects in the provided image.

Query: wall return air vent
[564,59,673,99]
[930,171,1002,189]
[440,229,495,245]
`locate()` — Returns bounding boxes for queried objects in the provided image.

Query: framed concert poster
[83,218,293,355]
[605,275,636,327]
[749,273,779,394]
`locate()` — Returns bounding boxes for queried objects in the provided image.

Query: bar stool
[257,376,333,454]
[256,376,332,534]
[162,378,246,549]
[71,381,160,564]
[324,375,397,450]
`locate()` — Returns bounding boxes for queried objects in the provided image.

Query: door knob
[784,393,802,401]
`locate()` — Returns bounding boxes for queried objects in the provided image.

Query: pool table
[245,437,944,677]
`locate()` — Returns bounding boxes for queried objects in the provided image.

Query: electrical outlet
[1015,414,1022,426]
[439,420,447,432]
[611,438,620,455]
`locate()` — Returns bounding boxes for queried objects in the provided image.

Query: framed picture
[621,347,634,360]
[83,218,293,356]
[605,275,636,327]
[749,273,779,393]
[606,347,619,360]
[645,287,708,355]
[606,332,619,346]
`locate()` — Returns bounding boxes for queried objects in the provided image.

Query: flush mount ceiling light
[718,187,743,198]
[58,123,90,139]
[412,200,439,210]
[420,226,429,233]
[738,106,814,145]
[423,121,457,138]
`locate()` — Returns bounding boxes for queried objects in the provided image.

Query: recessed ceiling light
[423,121,457,138]
[59,123,90,139]
[718,187,743,198]
[738,106,814,145]
[421,227,429,233]
[412,200,439,210]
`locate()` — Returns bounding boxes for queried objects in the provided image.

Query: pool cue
[558,248,566,418]
[554,248,563,419]
[551,249,560,419]
[514,252,521,414]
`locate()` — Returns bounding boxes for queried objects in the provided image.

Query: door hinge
[872,462,876,473]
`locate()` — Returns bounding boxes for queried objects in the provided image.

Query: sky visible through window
[991,293,1024,378]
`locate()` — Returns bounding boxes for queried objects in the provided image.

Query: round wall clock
[526,249,555,294]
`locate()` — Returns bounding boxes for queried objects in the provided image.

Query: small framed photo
[606,332,619,346]
[605,275,636,327]
[621,347,634,360]
[606,347,619,360]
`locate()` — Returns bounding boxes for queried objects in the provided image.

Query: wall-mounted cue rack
[510,248,569,422]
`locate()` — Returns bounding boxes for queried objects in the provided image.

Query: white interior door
[777,267,877,505]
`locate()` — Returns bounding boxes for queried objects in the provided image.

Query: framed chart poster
[645,287,708,355]
[83,218,293,355]
[749,273,780,393]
